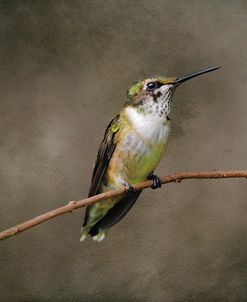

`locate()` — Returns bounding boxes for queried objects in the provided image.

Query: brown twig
[0,170,246,241]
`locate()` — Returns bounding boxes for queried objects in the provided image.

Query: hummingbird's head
[125,66,221,119]
[126,76,177,118]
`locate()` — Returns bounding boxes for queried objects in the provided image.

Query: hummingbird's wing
[88,114,120,197]
[83,115,121,226]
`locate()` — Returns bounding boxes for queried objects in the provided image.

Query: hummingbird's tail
[80,190,142,242]
[80,227,107,242]
[92,230,107,242]
[80,227,89,242]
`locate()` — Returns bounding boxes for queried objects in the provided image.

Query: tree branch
[0,170,246,241]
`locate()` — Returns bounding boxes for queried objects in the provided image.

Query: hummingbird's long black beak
[173,66,221,84]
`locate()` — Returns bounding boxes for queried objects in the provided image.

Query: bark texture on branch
[0,170,246,241]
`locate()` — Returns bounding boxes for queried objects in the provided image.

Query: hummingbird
[80,66,220,242]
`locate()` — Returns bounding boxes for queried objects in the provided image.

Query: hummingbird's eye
[146,82,157,91]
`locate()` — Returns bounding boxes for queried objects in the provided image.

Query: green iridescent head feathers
[127,81,143,100]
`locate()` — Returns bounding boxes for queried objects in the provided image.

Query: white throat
[124,106,170,143]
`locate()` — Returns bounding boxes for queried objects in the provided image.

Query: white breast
[125,107,170,143]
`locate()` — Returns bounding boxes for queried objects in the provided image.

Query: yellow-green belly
[86,126,169,227]
[107,129,169,185]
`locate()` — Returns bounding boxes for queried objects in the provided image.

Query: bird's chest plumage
[107,107,170,185]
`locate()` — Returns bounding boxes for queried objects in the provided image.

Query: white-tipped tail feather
[80,227,89,242]
[92,231,106,242]
[80,227,107,242]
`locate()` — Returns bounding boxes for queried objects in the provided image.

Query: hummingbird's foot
[124,182,136,193]
[148,173,162,190]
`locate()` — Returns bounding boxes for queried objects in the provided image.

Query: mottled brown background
[1,1,247,301]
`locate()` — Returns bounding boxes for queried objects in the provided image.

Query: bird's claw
[149,174,162,190]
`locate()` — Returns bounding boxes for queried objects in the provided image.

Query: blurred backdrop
[1,1,247,301]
